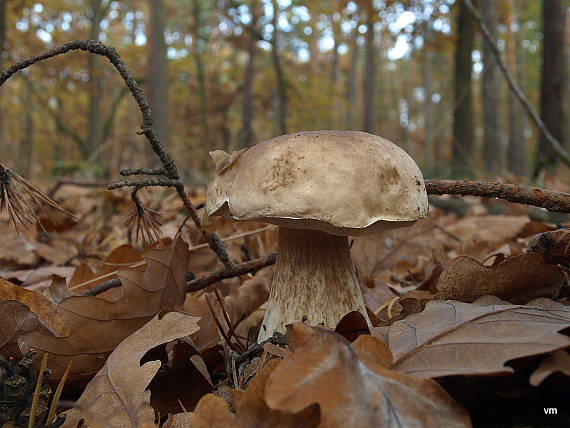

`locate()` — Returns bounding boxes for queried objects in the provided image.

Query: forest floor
[0,174,569,428]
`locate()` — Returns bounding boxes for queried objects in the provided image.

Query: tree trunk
[422,25,434,176]
[0,0,6,154]
[481,0,502,174]
[308,2,318,76]
[271,0,287,135]
[20,77,33,176]
[534,0,567,174]
[506,0,527,177]
[239,4,259,148]
[87,0,103,159]
[328,13,340,129]
[148,0,170,166]
[346,33,358,129]
[452,0,475,177]
[362,11,376,133]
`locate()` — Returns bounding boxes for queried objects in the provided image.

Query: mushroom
[206,131,428,342]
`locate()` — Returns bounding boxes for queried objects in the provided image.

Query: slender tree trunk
[239,5,259,148]
[363,11,376,133]
[481,0,501,174]
[346,34,358,129]
[148,0,170,166]
[534,0,567,174]
[452,0,475,176]
[19,77,33,176]
[87,0,103,159]
[422,25,434,176]
[308,2,318,76]
[0,0,6,154]
[506,0,526,176]
[271,0,287,134]
[396,61,410,150]
[191,0,210,165]
[329,14,340,128]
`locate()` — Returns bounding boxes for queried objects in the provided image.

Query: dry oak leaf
[61,311,200,428]
[264,324,471,428]
[435,253,564,304]
[529,350,570,386]
[13,238,189,381]
[373,298,570,379]
[191,359,319,428]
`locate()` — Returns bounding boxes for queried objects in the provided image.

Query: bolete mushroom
[206,131,428,342]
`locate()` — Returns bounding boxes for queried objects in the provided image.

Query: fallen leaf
[7,238,189,382]
[264,323,471,427]
[527,228,570,267]
[61,311,200,428]
[192,359,319,428]
[374,298,570,378]
[435,254,564,304]
[529,350,570,386]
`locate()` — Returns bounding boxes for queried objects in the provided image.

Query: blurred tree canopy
[0,0,566,183]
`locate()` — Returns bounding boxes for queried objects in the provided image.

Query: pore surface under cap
[206,131,428,236]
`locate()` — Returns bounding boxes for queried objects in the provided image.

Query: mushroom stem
[258,227,371,342]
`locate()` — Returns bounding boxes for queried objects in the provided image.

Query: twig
[120,167,167,176]
[107,178,181,190]
[47,179,107,198]
[205,294,242,353]
[187,253,276,291]
[424,179,570,212]
[213,287,247,352]
[0,39,233,268]
[462,0,570,167]
[81,253,275,297]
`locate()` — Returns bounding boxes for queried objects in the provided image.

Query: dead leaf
[435,254,564,303]
[374,298,570,378]
[164,412,193,428]
[0,278,69,338]
[264,323,471,427]
[527,228,570,266]
[529,350,570,386]
[61,311,200,428]
[192,359,319,428]
[6,238,189,382]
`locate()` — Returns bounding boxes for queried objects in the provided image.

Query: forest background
[0,0,568,185]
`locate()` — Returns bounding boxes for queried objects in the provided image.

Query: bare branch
[0,39,233,267]
[425,179,570,212]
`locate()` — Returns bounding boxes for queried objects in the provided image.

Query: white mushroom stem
[258,227,372,342]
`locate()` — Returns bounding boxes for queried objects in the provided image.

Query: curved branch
[0,39,233,268]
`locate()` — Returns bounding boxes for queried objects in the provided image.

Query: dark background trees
[0,0,567,184]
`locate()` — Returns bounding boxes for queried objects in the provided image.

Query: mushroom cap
[206,131,428,236]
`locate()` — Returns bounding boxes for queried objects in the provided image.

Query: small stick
[205,294,241,353]
[425,179,570,213]
[213,287,247,352]
[187,253,276,292]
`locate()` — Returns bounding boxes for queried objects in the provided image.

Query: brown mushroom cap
[206,131,428,236]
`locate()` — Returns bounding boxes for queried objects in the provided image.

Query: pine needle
[28,353,49,428]
[124,190,162,245]
[0,163,77,233]
[46,360,72,425]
